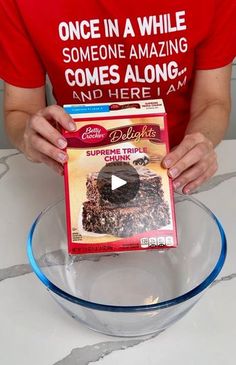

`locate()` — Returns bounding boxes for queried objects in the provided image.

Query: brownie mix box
[63,99,177,254]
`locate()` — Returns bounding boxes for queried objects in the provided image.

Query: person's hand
[22,105,76,175]
[162,132,218,194]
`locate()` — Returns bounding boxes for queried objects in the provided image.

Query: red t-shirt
[0,0,235,147]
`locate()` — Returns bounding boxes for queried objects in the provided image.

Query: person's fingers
[169,142,216,180]
[172,151,216,189]
[25,149,42,163]
[24,146,64,175]
[22,105,72,175]
[30,133,68,164]
[29,115,68,149]
[172,154,218,193]
[181,160,218,194]
[162,133,212,168]
[41,155,64,175]
[167,142,213,179]
[37,105,76,132]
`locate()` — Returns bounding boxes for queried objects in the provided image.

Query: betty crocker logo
[67,124,161,148]
[78,124,108,144]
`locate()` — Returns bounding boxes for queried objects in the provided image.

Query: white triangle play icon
[111,175,127,191]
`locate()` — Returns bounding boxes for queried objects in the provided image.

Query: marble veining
[51,269,236,365]
[0,151,21,179]
[0,151,235,189]
[53,333,162,365]
[0,263,32,282]
[0,259,235,365]
[211,273,236,287]
[0,244,235,284]
[1,260,235,284]
[0,150,235,364]
[0,251,118,282]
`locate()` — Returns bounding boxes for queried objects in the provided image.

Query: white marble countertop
[0,140,236,365]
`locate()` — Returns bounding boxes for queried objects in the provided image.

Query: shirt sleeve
[0,0,45,87]
[195,0,236,70]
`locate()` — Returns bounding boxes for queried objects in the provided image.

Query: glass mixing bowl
[27,195,226,337]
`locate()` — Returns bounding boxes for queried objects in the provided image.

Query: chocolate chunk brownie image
[86,162,165,208]
[82,201,170,237]
[82,162,170,237]
[133,155,150,166]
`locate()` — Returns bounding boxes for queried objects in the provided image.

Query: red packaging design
[63,99,177,254]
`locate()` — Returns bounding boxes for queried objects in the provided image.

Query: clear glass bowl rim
[27,196,227,313]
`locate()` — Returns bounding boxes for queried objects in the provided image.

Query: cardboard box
[63,99,177,254]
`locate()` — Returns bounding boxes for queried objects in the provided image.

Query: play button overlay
[111,175,127,191]
[97,163,140,205]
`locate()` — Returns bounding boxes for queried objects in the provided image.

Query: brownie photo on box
[82,162,170,237]
[83,201,170,237]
